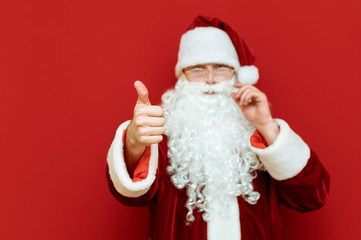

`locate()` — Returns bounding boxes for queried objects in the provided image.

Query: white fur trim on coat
[207,195,241,240]
[107,120,159,197]
[249,119,310,181]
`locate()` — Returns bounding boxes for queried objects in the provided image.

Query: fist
[127,80,166,147]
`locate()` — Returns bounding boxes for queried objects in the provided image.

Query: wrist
[256,119,280,145]
[256,118,277,131]
[125,123,146,160]
[126,124,145,152]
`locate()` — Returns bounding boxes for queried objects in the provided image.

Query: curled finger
[140,135,163,145]
[142,106,164,117]
[147,117,166,127]
[239,88,254,104]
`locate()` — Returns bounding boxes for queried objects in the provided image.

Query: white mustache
[186,77,237,95]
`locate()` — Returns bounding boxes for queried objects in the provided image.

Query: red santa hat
[175,15,259,85]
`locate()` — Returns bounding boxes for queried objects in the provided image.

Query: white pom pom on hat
[237,65,259,85]
[175,15,259,85]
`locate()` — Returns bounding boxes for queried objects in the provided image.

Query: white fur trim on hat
[107,120,159,197]
[175,27,241,77]
[175,27,259,85]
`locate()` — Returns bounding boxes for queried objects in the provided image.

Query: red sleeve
[106,164,159,207]
[250,130,330,211]
[274,150,330,211]
[121,129,151,183]
[106,130,160,207]
[250,130,268,149]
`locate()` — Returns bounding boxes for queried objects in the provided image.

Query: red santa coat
[106,119,330,240]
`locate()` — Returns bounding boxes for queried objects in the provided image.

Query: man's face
[180,64,237,95]
[183,63,235,85]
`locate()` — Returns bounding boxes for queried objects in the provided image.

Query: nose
[205,69,216,84]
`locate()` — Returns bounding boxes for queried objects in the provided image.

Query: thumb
[134,80,151,105]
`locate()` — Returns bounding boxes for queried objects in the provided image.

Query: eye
[217,64,230,69]
[192,67,204,71]
[186,66,206,72]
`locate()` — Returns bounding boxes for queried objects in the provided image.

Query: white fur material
[207,195,241,240]
[107,120,159,197]
[249,119,310,181]
[175,27,259,85]
[175,27,240,77]
[237,65,259,85]
[163,76,262,224]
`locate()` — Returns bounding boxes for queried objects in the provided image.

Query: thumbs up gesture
[125,81,166,169]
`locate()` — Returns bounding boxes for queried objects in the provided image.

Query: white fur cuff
[107,120,159,197]
[249,119,310,181]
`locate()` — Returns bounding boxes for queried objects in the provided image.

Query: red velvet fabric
[250,130,268,149]
[106,135,330,240]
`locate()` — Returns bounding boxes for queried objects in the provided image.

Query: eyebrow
[185,64,232,70]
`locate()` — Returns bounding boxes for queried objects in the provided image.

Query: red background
[1,0,360,239]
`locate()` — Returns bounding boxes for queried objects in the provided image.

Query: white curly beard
[161,75,264,223]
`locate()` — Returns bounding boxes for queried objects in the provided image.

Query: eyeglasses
[183,64,235,82]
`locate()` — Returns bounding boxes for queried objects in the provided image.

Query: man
[106,16,330,240]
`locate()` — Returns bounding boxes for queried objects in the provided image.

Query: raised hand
[230,83,279,145]
[125,81,166,173]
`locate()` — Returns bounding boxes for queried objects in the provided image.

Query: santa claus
[106,15,330,240]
